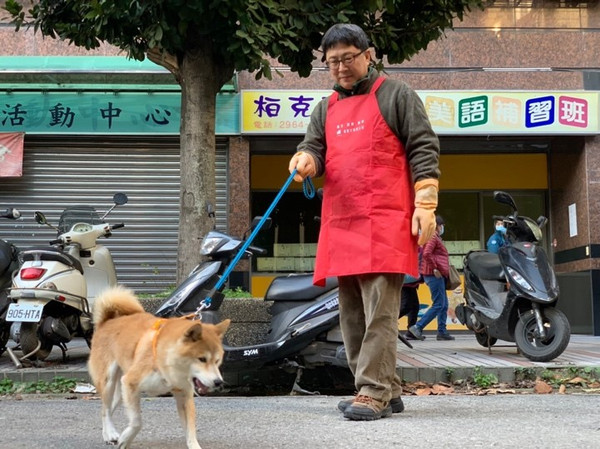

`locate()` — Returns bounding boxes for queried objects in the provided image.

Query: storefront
[0,56,239,293]
[240,88,599,333]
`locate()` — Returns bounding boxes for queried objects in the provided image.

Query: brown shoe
[343,394,393,421]
[338,396,404,414]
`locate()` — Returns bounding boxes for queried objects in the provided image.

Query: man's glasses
[325,49,366,70]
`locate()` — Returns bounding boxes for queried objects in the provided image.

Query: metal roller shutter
[0,135,228,294]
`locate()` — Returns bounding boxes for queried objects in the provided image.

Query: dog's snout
[213,379,224,388]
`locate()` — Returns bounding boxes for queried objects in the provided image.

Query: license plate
[6,303,43,322]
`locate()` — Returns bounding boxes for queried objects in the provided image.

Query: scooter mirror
[537,216,548,228]
[493,191,518,213]
[250,216,272,231]
[34,211,47,225]
[113,193,128,206]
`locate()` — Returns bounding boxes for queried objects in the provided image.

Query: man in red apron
[289,24,440,421]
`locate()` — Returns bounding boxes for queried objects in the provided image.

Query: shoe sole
[343,406,393,421]
[338,398,404,414]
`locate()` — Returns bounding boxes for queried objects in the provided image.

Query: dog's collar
[152,319,167,362]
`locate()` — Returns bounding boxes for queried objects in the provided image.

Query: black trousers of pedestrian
[399,286,419,328]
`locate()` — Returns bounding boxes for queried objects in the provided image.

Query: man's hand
[412,179,438,246]
[433,269,442,278]
[412,208,436,245]
[288,151,316,182]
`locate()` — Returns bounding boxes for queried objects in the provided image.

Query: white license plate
[6,303,43,322]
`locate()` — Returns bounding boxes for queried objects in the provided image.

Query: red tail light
[20,267,47,280]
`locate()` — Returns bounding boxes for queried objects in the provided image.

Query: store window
[437,192,481,268]
[251,191,320,272]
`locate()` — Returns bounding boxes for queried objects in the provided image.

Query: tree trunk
[177,49,222,283]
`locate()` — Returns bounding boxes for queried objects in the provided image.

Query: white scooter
[6,193,127,364]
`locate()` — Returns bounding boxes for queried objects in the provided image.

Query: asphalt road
[1,394,598,448]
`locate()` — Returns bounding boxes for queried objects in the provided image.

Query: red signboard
[0,133,24,177]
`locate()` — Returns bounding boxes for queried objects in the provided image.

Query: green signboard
[0,91,239,135]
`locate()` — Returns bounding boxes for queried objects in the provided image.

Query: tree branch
[147,47,181,84]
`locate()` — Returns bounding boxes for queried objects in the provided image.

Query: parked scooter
[0,207,21,357]
[154,216,346,390]
[6,193,128,363]
[455,191,570,362]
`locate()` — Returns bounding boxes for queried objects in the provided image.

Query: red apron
[313,77,418,286]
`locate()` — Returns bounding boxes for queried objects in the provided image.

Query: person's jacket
[420,232,449,277]
[297,67,440,183]
[486,230,508,254]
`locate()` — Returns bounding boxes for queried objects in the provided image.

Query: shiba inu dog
[88,286,230,449]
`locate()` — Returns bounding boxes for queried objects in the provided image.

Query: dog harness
[151,319,167,362]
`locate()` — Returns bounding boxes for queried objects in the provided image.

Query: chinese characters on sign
[243,91,329,133]
[241,90,598,135]
[0,92,239,135]
[0,93,179,133]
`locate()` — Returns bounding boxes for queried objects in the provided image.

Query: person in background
[409,215,455,341]
[400,279,422,340]
[400,247,423,340]
[288,23,440,421]
[487,219,509,254]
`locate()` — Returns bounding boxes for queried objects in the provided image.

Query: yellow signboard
[241,89,600,135]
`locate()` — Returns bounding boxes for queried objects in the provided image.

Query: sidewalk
[2,332,599,385]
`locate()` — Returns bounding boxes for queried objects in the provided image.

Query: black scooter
[0,207,21,357]
[155,216,346,391]
[455,191,570,362]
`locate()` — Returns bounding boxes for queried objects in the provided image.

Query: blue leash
[196,169,314,313]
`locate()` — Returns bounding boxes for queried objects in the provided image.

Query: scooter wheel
[0,324,9,357]
[475,331,497,348]
[514,308,571,362]
[0,293,10,357]
[20,323,52,361]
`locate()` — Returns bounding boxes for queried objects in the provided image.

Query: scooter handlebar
[111,223,125,230]
[248,245,267,256]
[49,238,63,245]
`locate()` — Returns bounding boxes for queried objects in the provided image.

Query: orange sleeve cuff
[414,178,439,192]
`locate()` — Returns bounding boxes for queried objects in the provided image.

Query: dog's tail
[93,285,145,327]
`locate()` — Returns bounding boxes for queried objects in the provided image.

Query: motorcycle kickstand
[58,342,69,363]
[291,367,320,396]
[6,346,23,369]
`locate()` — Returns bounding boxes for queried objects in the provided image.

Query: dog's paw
[102,431,119,445]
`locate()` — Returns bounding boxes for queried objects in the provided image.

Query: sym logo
[243,348,259,357]
[325,297,339,310]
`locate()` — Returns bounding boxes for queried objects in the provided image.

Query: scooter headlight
[506,266,534,292]
[200,236,224,255]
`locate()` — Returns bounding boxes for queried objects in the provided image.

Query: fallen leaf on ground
[432,384,454,395]
[534,380,553,394]
[416,388,432,396]
[567,377,587,385]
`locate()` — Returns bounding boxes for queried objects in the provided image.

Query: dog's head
[180,319,231,395]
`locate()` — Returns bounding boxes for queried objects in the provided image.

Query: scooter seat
[265,274,338,301]
[467,251,505,281]
[21,247,84,274]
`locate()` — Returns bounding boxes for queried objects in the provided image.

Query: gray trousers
[338,273,404,402]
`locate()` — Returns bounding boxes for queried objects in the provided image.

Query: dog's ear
[215,319,231,338]
[184,323,203,342]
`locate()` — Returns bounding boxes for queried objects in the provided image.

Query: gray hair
[321,24,370,57]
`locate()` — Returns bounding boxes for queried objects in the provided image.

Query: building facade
[1,2,600,333]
